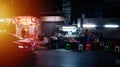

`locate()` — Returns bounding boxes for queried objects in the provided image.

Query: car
[33,38,46,49]
[0,33,36,67]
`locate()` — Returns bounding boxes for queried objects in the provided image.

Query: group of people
[37,27,119,52]
[37,32,64,49]
[79,28,115,51]
[49,32,64,49]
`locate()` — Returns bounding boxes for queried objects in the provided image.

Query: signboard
[61,26,77,37]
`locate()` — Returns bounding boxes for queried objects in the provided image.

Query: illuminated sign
[41,16,65,22]
[14,16,37,23]
[62,26,77,32]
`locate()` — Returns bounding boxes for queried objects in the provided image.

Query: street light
[83,24,96,28]
[77,24,96,28]
[104,24,119,28]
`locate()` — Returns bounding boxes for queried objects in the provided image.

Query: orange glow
[0,18,12,22]
[0,20,15,34]
[31,18,37,22]
[0,5,14,17]
[14,16,37,23]
[14,16,38,38]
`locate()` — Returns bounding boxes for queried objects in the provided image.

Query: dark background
[1,0,120,18]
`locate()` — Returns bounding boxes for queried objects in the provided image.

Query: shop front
[14,16,38,39]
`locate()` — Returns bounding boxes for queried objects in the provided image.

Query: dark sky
[12,0,62,16]
[72,0,120,18]
[0,0,62,17]
[1,0,120,17]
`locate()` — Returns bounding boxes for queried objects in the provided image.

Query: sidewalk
[116,59,120,66]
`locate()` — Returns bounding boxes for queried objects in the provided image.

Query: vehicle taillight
[18,45,24,48]
[24,46,28,48]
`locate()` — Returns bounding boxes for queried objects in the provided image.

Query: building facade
[63,0,71,24]
[63,0,120,24]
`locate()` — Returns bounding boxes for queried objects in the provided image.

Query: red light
[31,18,36,22]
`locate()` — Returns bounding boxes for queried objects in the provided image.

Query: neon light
[104,25,119,28]
[83,24,96,28]
[62,26,77,32]
[15,16,37,23]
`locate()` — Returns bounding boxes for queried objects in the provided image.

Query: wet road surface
[1,49,119,67]
[34,49,117,67]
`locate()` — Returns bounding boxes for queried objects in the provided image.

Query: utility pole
[80,13,85,33]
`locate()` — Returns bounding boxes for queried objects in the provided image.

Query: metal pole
[80,14,85,33]
[81,18,83,28]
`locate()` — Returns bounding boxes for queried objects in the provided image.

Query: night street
[0,0,120,67]
[1,48,120,67]
[33,49,118,67]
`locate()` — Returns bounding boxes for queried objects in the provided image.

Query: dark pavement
[34,49,118,67]
[2,49,119,67]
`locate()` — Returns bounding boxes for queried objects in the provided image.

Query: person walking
[21,28,26,38]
